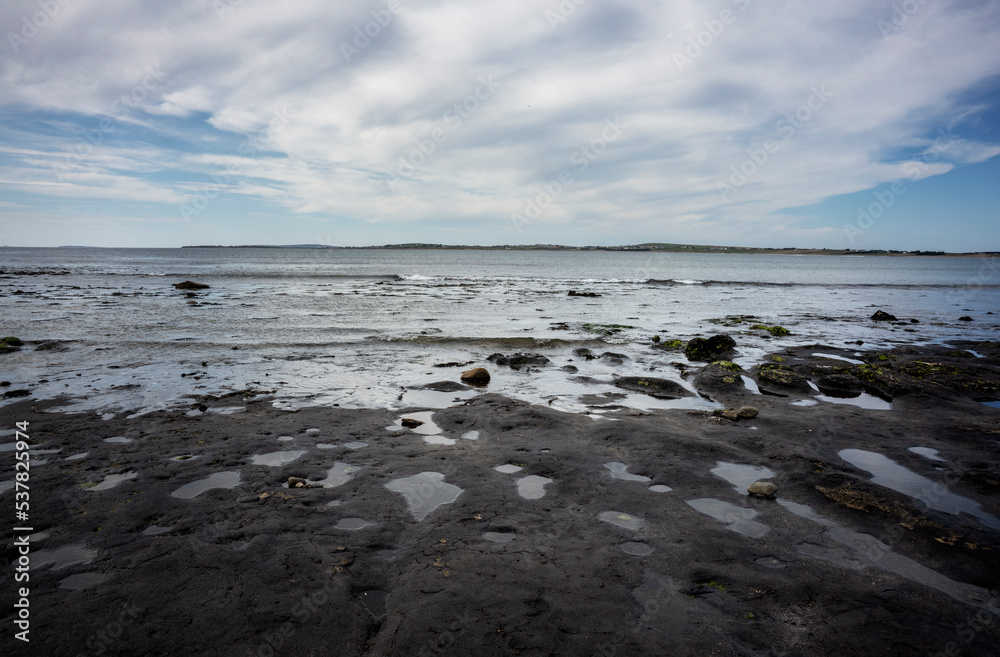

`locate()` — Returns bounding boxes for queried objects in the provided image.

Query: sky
[1,0,999,251]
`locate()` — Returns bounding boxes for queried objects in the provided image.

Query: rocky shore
[2,343,999,656]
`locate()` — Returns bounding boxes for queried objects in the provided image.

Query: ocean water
[1,247,997,415]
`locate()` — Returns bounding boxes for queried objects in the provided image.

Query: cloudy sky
[1,0,999,250]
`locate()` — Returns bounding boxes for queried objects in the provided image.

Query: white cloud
[0,0,998,245]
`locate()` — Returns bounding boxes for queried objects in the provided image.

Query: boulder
[871,310,897,321]
[694,362,746,395]
[685,334,736,362]
[959,316,973,322]
[173,281,210,290]
[401,418,424,429]
[614,376,693,399]
[287,477,307,488]
[487,353,551,370]
[568,290,600,297]
[816,373,864,397]
[737,406,759,419]
[460,367,491,384]
[572,347,595,360]
[755,365,812,393]
[747,481,777,497]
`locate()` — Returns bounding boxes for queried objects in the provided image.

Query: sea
[2,247,998,417]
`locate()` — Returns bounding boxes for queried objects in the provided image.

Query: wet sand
[2,343,1000,656]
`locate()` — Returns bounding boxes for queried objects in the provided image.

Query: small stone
[287,477,307,488]
[737,406,759,419]
[173,281,210,290]
[748,481,777,497]
[870,310,897,322]
[959,316,973,322]
[401,418,424,429]
[460,367,490,384]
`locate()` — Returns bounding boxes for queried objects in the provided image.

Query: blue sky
[1,0,998,250]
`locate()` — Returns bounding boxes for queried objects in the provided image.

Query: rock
[186,300,199,305]
[487,353,551,370]
[572,347,595,360]
[816,374,864,397]
[173,281,210,290]
[287,477,307,488]
[871,310,897,322]
[420,380,470,392]
[755,365,811,393]
[401,418,424,429]
[959,316,973,322]
[614,376,693,399]
[651,335,660,343]
[568,290,600,297]
[685,334,736,362]
[0,381,10,386]
[747,481,777,497]
[737,406,759,419]
[714,409,740,421]
[2,337,23,346]
[3,389,30,398]
[13,290,24,295]
[599,352,628,365]
[460,367,490,384]
[693,362,746,394]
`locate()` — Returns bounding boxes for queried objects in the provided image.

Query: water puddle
[461,431,480,441]
[0,442,17,452]
[839,449,1000,530]
[344,441,368,450]
[326,500,343,507]
[516,475,553,499]
[685,498,769,538]
[813,352,865,365]
[90,472,137,491]
[335,518,373,531]
[815,391,891,410]
[790,399,818,407]
[277,435,295,442]
[483,532,516,544]
[249,450,306,466]
[741,376,762,395]
[711,462,775,495]
[967,350,985,358]
[312,462,361,488]
[620,541,654,556]
[171,471,242,499]
[908,446,945,462]
[649,484,673,493]
[316,443,337,449]
[142,525,171,536]
[778,499,996,610]
[604,462,651,483]
[386,411,442,435]
[598,511,645,531]
[982,400,1000,410]
[103,436,132,444]
[305,428,320,434]
[423,435,457,446]
[494,464,523,474]
[59,572,105,590]
[385,472,463,521]
[31,544,96,570]
[65,452,89,461]
[0,480,13,494]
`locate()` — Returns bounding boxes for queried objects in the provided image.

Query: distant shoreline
[174,244,999,257]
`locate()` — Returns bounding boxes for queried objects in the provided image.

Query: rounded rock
[737,406,759,419]
[460,367,491,384]
[747,481,777,497]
